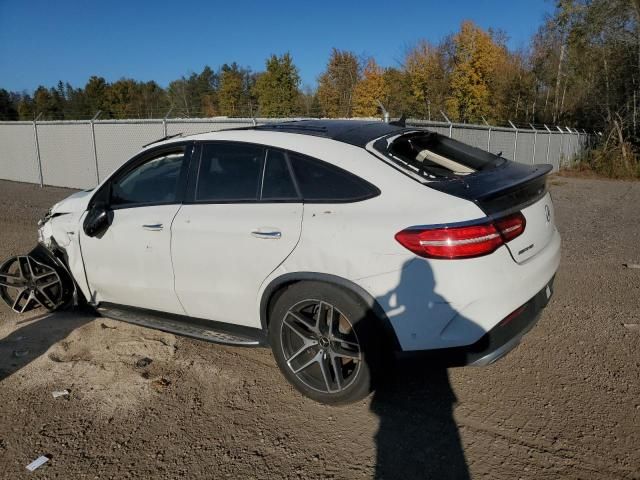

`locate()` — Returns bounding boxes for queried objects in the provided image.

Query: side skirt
[97,303,268,347]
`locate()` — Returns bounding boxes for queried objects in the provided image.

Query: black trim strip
[98,302,268,346]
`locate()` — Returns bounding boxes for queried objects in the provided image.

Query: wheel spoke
[283,313,316,342]
[34,285,55,308]
[316,301,334,336]
[24,256,36,281]
[33,270,58,281]
[0,272,25,289]
[292,350,322,374]
[290,309,320,334]
[16,257,30,281]
[286,343,316,367]
[11,289,27,311]
[17,290,35,314]
[318,353,334,392]
[329,352,343,390]
[331,343,361,360]
[38,279,60,290]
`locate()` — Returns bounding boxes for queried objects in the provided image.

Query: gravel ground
[0,177,638,479]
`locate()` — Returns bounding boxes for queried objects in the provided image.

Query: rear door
[171,143,303,328]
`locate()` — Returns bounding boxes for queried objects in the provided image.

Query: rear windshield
[373,131,505,180]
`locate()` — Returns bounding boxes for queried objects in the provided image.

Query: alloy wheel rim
[280,299,361,394]
[0,256,63,313]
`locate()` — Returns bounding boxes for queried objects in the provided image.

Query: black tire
[268,281,384,405]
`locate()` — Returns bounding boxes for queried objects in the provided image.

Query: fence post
[571,127,579,161]
[544,124,552,166]
[556,126,565,168]
[163,107,173,137]
[508,120,518,162]
[32,113,44,187]
[482,116,491,152]
[529,124,537,164]
[440,111,452,138]
[376,100,390,123]
[90,110,102,185]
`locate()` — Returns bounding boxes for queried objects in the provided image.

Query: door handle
[251,230,282,239]
[142,223,163,231]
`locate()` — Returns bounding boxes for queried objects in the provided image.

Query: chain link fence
[0,118,593,190]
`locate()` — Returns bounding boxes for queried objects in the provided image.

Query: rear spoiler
[428,162,553,216]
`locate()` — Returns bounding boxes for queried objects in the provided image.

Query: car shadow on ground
[0,309,93,382]
[368,258,473,479]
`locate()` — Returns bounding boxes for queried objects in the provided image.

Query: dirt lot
[0,177,638,479]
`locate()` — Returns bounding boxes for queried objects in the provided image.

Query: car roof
[143,120,412,152]
[243,120,407,147]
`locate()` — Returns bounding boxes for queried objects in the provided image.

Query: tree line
[1,1,638,175]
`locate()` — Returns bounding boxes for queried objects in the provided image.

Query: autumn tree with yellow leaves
[352,59,389,117]
[316,49,361,118]
[405,40,448,120]
[445,21,506,123]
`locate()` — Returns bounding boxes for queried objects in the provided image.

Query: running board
[96,304,266,347]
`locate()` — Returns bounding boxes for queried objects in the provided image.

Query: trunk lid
[504,192,555,263]
[428,161,555,263]
[371,129,556,262]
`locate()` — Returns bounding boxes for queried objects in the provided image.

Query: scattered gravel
[0,177,638,479]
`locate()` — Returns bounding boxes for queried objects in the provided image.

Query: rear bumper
[466,278,552,366]
[397,277,554,366]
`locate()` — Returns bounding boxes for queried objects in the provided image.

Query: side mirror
[83,205,112,237]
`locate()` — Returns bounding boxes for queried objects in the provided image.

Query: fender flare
[259,272,401,351]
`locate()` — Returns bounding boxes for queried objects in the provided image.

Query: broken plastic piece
[52,389,70,398]
[26,455,50,471]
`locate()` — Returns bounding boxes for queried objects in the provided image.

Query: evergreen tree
[0,89,18,120]
[217,63,249,116]
[84,76,109,115]
[253,53,301,117]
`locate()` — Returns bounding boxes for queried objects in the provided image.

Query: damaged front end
[0,190,92,314]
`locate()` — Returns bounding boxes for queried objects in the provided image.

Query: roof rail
[142,132,184,148]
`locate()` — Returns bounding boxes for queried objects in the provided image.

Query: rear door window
[261,150,299,200]
[196,143,265,201]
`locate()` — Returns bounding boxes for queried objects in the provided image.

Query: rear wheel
[269,281,383,405]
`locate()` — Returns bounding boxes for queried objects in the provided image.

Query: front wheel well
[260,273,401,351]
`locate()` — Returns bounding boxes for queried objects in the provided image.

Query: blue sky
[0,0,554,93]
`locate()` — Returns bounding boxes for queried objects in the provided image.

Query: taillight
[395,212,526,260]
[494,212,526,242]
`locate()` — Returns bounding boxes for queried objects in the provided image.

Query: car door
[171,143,303,328]
[80,144,192,314]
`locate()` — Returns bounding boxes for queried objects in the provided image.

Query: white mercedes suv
[0,120,560,404]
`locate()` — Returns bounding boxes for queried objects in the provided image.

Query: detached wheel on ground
[268,281,384,405]
[0,252,72,314]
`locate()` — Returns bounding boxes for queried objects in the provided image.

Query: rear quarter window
[288,153,379,202]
